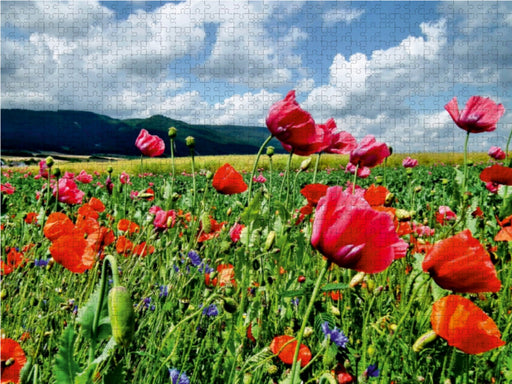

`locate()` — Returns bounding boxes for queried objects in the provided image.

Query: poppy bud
[414,186,422,193]
[349,272,365,287]
[45,156,54,167]
[375,176,384,184]
[300,157,312,171]
[226,207,232,216]
[412,330,437,352]
[52,167,61,178]
[406,168,413,176]
[185,136,195,149]
[0,289,6,300]
[168,126,177,138]
[395,209,411,221]
[264,231,276,251]
[329,305,340,317]
[205,171,213,180]
[201,213,211,233]
[303,326,314,338]
[266,146,275,157]
[223,297,238,313]
[441,178,449,185]
[267,364,278,375]
[107,166,113,174]
[108,286,135,348]
[385,192,395,206]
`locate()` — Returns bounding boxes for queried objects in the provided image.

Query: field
[1,140,511,384]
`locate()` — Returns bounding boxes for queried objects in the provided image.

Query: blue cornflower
[143,297,155,311]
[159,285,168,298]
[34,258,49,267]
[168,368,190,384]
[291,298,299,307]
[173,265,180,273]
[321,321,349,349]
[364,364,379,378]
[198,262,214,274]
[188,250,202,266]
[202,304,219,317]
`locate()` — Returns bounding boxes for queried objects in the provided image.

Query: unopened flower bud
[267,364,278,375]
[52,167,61,178]
[300,157,312,171]
[414,186,422,193]
[375,176,384,184]
[329,305,340,317]
[185,136,195,149]
[284,326,294,336]
[264,231,276,251]
[349,272,365,288]
[226,207,232,216]
[385,192,394,206]
[441,178,449,185]
[107,166,113,174]
[45,156,54,167]
[412,330,437,352]
[406,168,413,175]
[201,213,211,233]
[108,286,135,348]
[205,171,213,180]
[303,326,314,338]
[395,209,411,221]
[168,126,177,138]
[266,146,275,157]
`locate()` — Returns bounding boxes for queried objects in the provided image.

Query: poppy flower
[270,335,312,367]
[75,170,93,184]
[212,163,247,195]
[345,162,371,178]
[44,212,74,241]
[119,171,131,185]
[135,129,165,157]
[324,130,357,155]
[53,178,85,205]
[402,157,418,168]
[133,242,155,257]
[49,229,96,273]
[153,209,176,229]
[300,184,329,206]
[229,223,245,243]
[422,229,501,293]
[349,135,390,168]
[431,295,505,354]
[116,236,134,256]
[311,187,405,273]
[266,91,332,156]
[363,185,390,207]
[436,206,457,225]
[24,212,38,225]
[495,214,512,242]
[0,338,27,384]
[0,248,27,276]
[197,217,226,242]
[117,219,140,234]
[480,165,512,186]
[281,118,336,156]
[445,96,505,134]
[488,146,506,161]
[205,263,236,287]
[37,159,50,179]
[0,183,15,195]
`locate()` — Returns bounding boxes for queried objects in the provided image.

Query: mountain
[1,109,282,157]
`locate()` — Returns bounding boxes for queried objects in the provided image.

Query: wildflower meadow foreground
[1,93,512,384]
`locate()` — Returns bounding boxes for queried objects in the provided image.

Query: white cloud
[322,7,365,26]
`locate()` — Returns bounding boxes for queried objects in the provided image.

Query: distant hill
[1,109,283,157]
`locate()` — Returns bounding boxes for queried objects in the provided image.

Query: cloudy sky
[2,1,511,153]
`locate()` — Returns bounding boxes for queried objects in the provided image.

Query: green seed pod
[205,170,213,180]
[266,364,278,375]
[201,213,211,233]
[45,156,54,167]
[349,272,365,288]
[395,209,411,221]
[168,126,177,138]
[375,176,384,184]
[0,289,7,300]
[52,167,61,178]
[185,136,196,149]
[406,168,413,176]
[264,231,276,251]
[108,286,135,348]
[266,146,275,157]
[303,326,314,338]
[107,166,113,174]
[414,186,422,193]
[412,330,437,352]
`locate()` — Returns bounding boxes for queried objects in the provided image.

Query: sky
[2,1,511,153]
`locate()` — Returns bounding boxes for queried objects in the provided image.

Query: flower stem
[462,131,470,196]
[290,259,331,384]
[189,148,197,209]
[283,150,294,210]
[140,154,143,176]
[247,134,273,202]
[352,164,359,195]
[312,152,321,183]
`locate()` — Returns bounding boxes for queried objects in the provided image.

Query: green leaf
[241,189,264,225]
[321,283,349,292]
[77,282,111,344]
[92,337,117,366]
[54,326,80,384]
[279,362,301,384]
[75,363,97,384]
[102,360,126,384]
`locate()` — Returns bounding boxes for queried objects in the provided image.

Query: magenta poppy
[1,182,16,195]
[324,129,357,155]
[436,205,457,225]
[135,129,165,157]
[488,146,506,161]
[53,178,85,205]
[345,162,371,178]
[445,96,505,134]
[212,163,247,195]
[153,209,176,229]
[75,170,93,184]
[422,229,501,293]
[480,164,512,186]
[267,91,333,156]
[311,187,404,273]
[402,157,418,168]
[119,171,131,184]
[349,135,390,168]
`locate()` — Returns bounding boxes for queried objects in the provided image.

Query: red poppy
[197,217,226,242]
[363,184,389,207]
[212,163,248,195]
[324,130,357,155]
[422,229,500,293]
[270,335,312,367]
[205,264,236,287]
[312,187,405,273]
[0,248,27,276]
[43,212,74,241]
[333,364,354,384]
[480,165,512,186]
[445,96,505,134]
[135,129,165,157]
[0,338,27,384]
[24,212,38,225]
[349,135,390,168]
[300,184,329,206]
[431,295,505,354]
[117,219,140,234]
[133,242,155,257]
[281,118,336,156]
[488,146,506,161]
[0,183,15,195]
[49,228,96,273]
[229,223,245,243]
[436,206,457,225]
[495,214,512,241]
[116,236,134,256]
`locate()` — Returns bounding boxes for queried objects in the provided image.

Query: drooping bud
[108,286,135,348]
[201,213,211,233]
[223,297,238,313]
[185,136,196,149]
[412,330,437,352]
[168,126,177,139]
[349,272,365,288]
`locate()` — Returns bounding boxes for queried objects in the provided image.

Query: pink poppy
[488,146,506,161]
[1,182,15,194]
[53,178,85,205]
[311,187,405,273]
[445,96,505,134]
[349,135,390,168]
[135,129,165,157]
[37,159,50,179]
[280,118,336,156]
[324,130,357,155]
[402,157,418,168]
[153,209,176,229]
[436,206,457,225]
[120,171,131,184]
[229,223,245,243]
[75,170,93,183]
[345,162,371,178]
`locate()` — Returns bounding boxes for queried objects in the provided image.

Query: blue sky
[2,1,511,152]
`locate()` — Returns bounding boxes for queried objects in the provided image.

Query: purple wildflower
[202,304,219,317]
[321,321,349,349]
[169,368,190,384]
[364,364,379,378]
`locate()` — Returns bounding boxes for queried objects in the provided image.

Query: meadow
[1,94,511,384]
